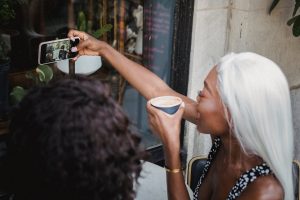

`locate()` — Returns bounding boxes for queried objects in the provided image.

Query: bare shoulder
[238,175,284,200]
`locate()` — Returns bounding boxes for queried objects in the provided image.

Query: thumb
[174,102,185,119]
[146,100,156,115]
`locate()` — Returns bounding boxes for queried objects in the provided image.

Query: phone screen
[38,38,80,65]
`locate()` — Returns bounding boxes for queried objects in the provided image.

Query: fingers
[70,47,77,52]
[146,100,170,117]
[147,115,157,133]
[174,102,185,119]
[146,101,156,115]
[68,30,86,61]
[72,55,79,61]
[68,30,88,41]
[146,101,162,131]
[76,40,91,51]
[71,47,82,61]
[147,100,185,119]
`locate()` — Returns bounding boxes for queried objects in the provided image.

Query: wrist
[163,142,180,156]
[164,149,181,169]
[99,42,111,58]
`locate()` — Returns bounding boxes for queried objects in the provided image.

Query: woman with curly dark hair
[3,78,146,200]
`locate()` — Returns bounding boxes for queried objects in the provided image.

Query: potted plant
[0,0,22,63]
[0,0,17,119]
[10,65,53,105]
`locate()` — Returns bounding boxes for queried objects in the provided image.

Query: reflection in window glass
[3,0,176,149]
[123,0,176,148]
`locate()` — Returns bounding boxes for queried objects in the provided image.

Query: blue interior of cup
[153,104,181,115]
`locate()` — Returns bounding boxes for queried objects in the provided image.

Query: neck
[219,133,263,171]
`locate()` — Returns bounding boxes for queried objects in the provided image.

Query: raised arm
[68,30,198,124]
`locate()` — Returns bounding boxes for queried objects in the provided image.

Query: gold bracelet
[165,166,182,173]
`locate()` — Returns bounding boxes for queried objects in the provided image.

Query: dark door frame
[147,0,195,167]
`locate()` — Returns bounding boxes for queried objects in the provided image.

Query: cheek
[196,100,229,134]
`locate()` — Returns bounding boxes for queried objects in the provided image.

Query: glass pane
[122,0,176,148]
[1,0,176,149]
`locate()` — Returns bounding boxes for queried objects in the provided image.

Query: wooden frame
[171,0,195,166]
[186,156,207,188]
[294,159,300,200]
[139,0,195,165]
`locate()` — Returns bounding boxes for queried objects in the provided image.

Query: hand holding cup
[149,96,183,115]
[147,96,185,151]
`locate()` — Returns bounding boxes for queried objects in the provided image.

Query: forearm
[68,30,200,121]
[102,44,173,100]
[164,149,190,200]
[101,44,198,123]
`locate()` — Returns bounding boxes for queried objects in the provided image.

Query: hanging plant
[269,0,300,37]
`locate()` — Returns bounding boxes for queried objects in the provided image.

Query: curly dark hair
[6,78,146,200]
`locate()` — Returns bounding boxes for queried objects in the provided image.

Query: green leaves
[36,65,53,84]
[269,0,280,14]
[287,16,299,26]
[0,0,15,25]
[92,24,113,38]
[270,0,300,37]
[0,38,9,61]
[10,86,26,105]
[77,11,87,32]
[10,65,53,105]
[25,64,53,85]
[292,16,300,36]
[293,1,300,16]
[77,10,112,38]
[287,0,300,37]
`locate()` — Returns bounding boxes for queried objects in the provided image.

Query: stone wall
[185,0,300,164]
[292,88,300,161]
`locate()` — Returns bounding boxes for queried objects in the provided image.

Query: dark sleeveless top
[193,138,272,200]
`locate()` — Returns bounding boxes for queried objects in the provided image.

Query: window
[0,0,194,164]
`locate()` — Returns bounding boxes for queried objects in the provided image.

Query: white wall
[185,0,300,164]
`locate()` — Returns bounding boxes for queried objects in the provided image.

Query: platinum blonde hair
[216,52,294,200]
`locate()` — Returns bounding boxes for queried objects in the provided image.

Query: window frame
[146,0,195,166]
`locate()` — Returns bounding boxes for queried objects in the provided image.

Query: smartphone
[38,37,80,65]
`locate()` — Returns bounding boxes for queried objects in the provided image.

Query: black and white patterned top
[193,137,272,200]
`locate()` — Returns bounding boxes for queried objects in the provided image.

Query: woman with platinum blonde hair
[216,53,294,200]
[68,29,294,200]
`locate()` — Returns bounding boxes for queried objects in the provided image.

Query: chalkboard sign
[143,1,176,81]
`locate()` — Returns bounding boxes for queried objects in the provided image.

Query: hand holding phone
[68,30,109,58]
[38,37,80,65]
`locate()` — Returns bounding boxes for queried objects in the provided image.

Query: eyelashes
[198,90,202,96]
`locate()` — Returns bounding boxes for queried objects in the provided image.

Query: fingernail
[71,47,77,52]
[73,57,78,61]
[70,37,75,41]
[181,102,185,108]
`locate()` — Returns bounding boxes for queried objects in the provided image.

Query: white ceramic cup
[150,96,182,114]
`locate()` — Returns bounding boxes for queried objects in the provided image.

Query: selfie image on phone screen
[38,37,80,65]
